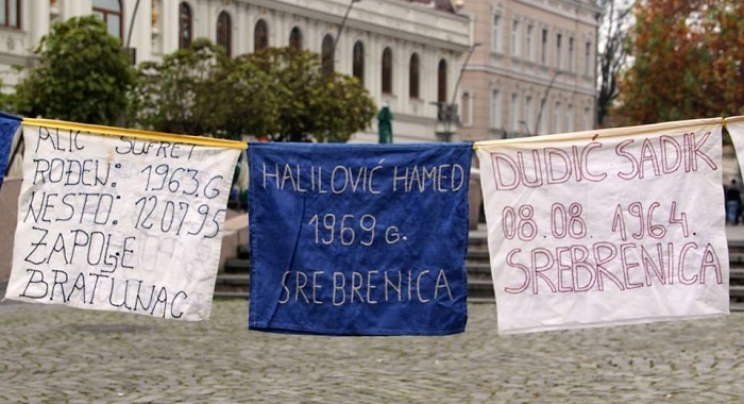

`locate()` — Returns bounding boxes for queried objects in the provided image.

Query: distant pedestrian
[725,179,742,225]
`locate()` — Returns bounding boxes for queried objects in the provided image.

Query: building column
[63,0,92,19]
[162,0,179,54]
[29,0,51,48]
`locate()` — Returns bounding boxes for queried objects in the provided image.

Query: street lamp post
[519,120,531,136]
[125,0,141,52]
[118,0,140,126]
[533,70,562,136]
[331,0,362,59]
[436,42,481,142]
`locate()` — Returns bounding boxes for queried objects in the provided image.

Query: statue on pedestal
[377,102,393,144]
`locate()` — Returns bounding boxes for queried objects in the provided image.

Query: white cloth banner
[475,118,728,334]
[4,123,241,321]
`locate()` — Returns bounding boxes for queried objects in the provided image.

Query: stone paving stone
[1,300,744,402]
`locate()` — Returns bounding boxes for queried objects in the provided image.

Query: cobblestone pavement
[2,298,744,404]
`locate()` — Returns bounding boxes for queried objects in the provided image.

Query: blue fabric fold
[0,112,22,190]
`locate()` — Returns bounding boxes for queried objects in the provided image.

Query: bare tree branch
[597,0,631,127]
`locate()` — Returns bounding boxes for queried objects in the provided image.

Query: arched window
[289,27,303,51]
[409,53,420,99]
[254,19,269,52]
[93,0,123,40]
[461,92,471,126]
[437,59,447,103]
[321,34,334,74]
[217,11,232,57]
[352,41,364,85]
[381,47,393,94]
[178,2,192,49]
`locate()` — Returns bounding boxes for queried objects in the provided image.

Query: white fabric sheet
[4,124,240,321]
[475,118,728,334]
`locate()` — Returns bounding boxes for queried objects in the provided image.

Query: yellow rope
[473,117,728,150]
[23,117,248,150]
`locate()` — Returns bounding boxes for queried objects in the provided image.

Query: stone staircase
[461,230,494,303]
[727,240,744,312]
[215,232,744,311]
[215,244,251,299]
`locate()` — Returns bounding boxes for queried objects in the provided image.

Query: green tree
[616,0,744,125]
[11,16,135,125]
[129,38,280,139]
[130,43,375,142]
[201,49,281,139]
[244,47,376,142]
[128,38,223,136]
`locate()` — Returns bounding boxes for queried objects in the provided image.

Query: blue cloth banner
[249,142,473,336]
[0,112,21,191]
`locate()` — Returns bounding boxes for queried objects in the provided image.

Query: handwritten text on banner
[4,125,241,321]
[476,118,728,334]
[248,143,473,336]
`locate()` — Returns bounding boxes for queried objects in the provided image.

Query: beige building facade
[0,0,471,144]
[455,0,600,142]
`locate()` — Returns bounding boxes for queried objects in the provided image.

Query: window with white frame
[541,29,548,64]
[353,41,365,85]
[289,27,303,51]
[567,104,574,132]
[409,53,420,99]
[94,0,122,39]
[553,102,561,133]
[526,25,534,61]
[254,19,269,51]
[492,15,502,52]
[524,96,533,135]
[510,93,519,132]
[382,47,393,94]
[585,41,592,76]
[538,104,545,134]
[0,0,21,29]
[512,20,520,57]
[490,90,502,129]
[437,59,448,103]
[555,33,562,69]
[568,37,575,72]
[321,34,334,74]
[179,3,194,49]
[217,11,232,57]
[461,92,472,126]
